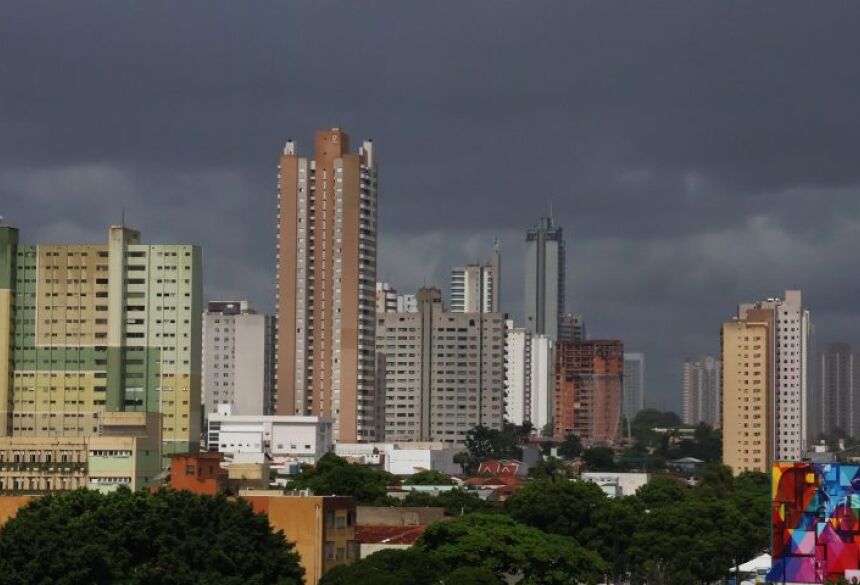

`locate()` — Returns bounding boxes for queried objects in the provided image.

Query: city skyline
[5,3,860,412]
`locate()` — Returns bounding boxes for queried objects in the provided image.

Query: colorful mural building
[770,462,860,584]
[0,223,202,460]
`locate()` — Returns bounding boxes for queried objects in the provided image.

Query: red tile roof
[355,525,427,545]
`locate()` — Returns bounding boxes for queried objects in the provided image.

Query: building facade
[559,312,586,343]
[376,287,506,444]
[553,340,623,445]
[202,301,275,419]
[681,354,721,427]
[450,244,500,314]
[524,217,565,341]
[504,322,531,426]
[0,411,162,494]
[736,290,812,461]
[530,334,554,432]
[811,343,858,440]
[206,411,334,466]
[722,319,770,474]
[0,224,202,457]
[622,353,645,423]
[275,128,379,442]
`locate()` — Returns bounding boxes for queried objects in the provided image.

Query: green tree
[287,453,397,505]
[505,479,607,547]
[630,409,682,447]
[404,470,456,485]
[462,423,528,473]
[401,488,493,516]
[582,446,615,471]
[320,548,447,585]
[0,488,304,585]
[444,566,503,584]
[636,477,688,509]
[557,433,583,460]
[419,513,608,584]
[528,456,572,481]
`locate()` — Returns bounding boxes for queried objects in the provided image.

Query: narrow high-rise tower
[524,217,565,341]
[275,128,379,443]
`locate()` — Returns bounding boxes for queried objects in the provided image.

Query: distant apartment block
[376,287,506,443]
[202,300,275,418]
[530,334,555,432]
[524,217,565,341]
[623,353,645,422]
[811,343,859,440]
[376,283,417,314]
[0,224,202,457]
[724,290,811,466]
[450,243,500,313]
[722,319,770,474]
[559,312,586,343]
[275,128,379,442]
[504,322,531,426]
[554,340,623,445]
[681,355,721,427]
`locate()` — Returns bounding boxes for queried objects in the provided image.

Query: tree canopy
[556,433,583,460]
[403,470,456,486]
[0,488,304,585]
[286,452,397,504]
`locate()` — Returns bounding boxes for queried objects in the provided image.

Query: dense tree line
[325,464,770,585]
[0,488,305,585]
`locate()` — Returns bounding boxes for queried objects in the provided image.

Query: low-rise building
[581,472,650,498]
[0,412,162,494]
[243,493,358,584]
[334,442,461,475]
[168,452,227,496]
[206,409,334,467]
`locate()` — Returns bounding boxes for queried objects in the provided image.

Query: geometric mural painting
[768,463,860,584]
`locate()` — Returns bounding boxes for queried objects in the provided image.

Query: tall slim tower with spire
[524,217,565,341]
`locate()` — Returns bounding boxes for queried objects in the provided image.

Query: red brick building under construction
[554,340,623,445]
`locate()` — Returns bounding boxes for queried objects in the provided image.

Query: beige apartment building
[376,287,506,444]
[275,129,379,442]
[722,319,771,474]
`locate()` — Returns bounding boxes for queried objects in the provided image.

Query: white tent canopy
[736,553,771,573]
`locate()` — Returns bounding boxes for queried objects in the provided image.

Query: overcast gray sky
[4,2,860,411]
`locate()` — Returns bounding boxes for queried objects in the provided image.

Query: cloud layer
[4,2,860,410]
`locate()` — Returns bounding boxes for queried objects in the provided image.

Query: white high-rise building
[530,335,555,433]
[524,217,565,341]
[450,244,500,314]
[505,321,532,426]
[202,301,275,419]
[376,282,398,314]
[682,355,721,427]
[736,289,812,461]
[396,294,417,313]
[623,353,645,422]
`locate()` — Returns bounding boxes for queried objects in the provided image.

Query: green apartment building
[0,224,202,459]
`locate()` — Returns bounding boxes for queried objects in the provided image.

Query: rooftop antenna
[549,199,554,223]
[121,207,126,228]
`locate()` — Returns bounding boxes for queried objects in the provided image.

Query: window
[185,465,195,475]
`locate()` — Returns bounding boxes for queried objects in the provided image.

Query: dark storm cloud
[3,1,860,409]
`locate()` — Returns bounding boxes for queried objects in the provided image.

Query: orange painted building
[168,452,226,496]
[554,340,624,445]
[243,493,357,584]
[0,496,33,528]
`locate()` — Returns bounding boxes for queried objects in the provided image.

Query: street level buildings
[450,244,500,314]
[202,301,275,419]
[553,340,623,445]
[0,224,202,457]
[275,128,379,442]
[376,287,506,444]
[681,355,721,427]
[524,217,565,341]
